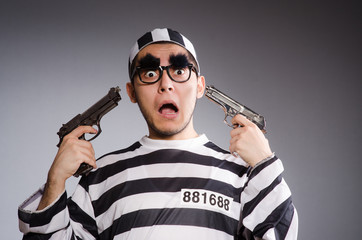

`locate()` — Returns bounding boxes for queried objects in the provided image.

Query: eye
[173,67,186,76]
[144,70,158,78]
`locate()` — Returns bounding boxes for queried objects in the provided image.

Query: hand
[49,126,97,183]
[37,126,97,210]
[229,114,273,167]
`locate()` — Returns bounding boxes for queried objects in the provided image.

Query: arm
[19,87,121,237]
[18,126,98,239]
[238,156,298,239]
[230,115,298,239]
[38,126,97,210]
[18,181,99,239]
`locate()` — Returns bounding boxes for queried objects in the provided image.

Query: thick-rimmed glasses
[132,64,197,84]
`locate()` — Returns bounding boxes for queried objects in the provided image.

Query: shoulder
[203,141,230,154]
[97,141,142,160]
[79,140,143,187]
[201,137,249,168]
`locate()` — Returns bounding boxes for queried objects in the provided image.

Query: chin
[149,120,191,138]
[152,126,183,137]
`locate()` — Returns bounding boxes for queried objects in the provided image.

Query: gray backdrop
[1,1,361,239]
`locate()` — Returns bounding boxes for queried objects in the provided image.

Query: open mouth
[159,103,179,115]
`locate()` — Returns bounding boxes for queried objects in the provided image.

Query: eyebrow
[137,53,191,69]
[138,53,160,68]
[169,54,190,68]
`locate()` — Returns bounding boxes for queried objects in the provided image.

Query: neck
[148,119,199,140]
[148,131,199,141]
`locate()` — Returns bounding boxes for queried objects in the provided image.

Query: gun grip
[74,125,100,177]
[73,163,93,177]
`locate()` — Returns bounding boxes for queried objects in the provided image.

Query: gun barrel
[205,85,266,131]
[56,86,121,177]
[57,86,121,147]
[205,86,244,113]
[80,86,121,125]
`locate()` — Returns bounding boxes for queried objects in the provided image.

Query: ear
[126,82,137,103]
[196,75,206,99]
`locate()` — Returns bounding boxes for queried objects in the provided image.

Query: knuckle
[61,137,74,147]
[62,134,73,142]
[82,140,93,150]
[85,140,93,148]
[243,125,250,132]
[243,125,254,132]
[75,152,85,161]
[77,125,87,131]
[67,138,79,147]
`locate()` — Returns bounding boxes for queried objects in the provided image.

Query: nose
[158,69,174,93]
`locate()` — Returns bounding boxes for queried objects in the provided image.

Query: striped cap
[129,28,200,78]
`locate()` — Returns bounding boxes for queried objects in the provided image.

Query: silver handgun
[204,85,266,132]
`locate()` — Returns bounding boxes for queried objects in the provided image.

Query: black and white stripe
[18,134,298,239]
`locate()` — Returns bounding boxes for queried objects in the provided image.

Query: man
[18,28,298,239]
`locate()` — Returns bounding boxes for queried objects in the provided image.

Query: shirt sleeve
[18,181,98,239]
[238,156,298,239]
[18,185,72,237]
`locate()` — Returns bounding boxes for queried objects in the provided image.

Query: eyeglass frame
[131,64,198,84]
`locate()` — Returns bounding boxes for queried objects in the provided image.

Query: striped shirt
[18,134,298,239]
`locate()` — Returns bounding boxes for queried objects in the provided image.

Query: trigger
[224,115,243,129]
[84,124,100,141]
[223,115,235,128]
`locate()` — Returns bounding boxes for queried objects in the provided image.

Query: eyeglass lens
[137,65,192,83]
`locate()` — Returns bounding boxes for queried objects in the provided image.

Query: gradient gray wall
[1,1,361,239]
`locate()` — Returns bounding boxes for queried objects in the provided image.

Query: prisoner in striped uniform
[19,28,298,239]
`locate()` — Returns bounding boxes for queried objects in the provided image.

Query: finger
[78,146,96,163]
[229,142,240,158]
[60,138,96,168]
[68,145,96,170]
[74,141,97,167]
[229,135,240,147]
[70,125,98,138]
[60,132,92,150]
[79,154,97,169]
[70,150,96,170]
[75,139,96,155]
[230,125,245,138]
[229,131,244,147]
[231,114,250,126]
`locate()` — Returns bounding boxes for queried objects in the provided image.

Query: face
[126,43,205,140]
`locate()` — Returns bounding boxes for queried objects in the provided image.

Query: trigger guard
[85,124,102,142]
[224,115,242,129]
[223,115,235,128]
